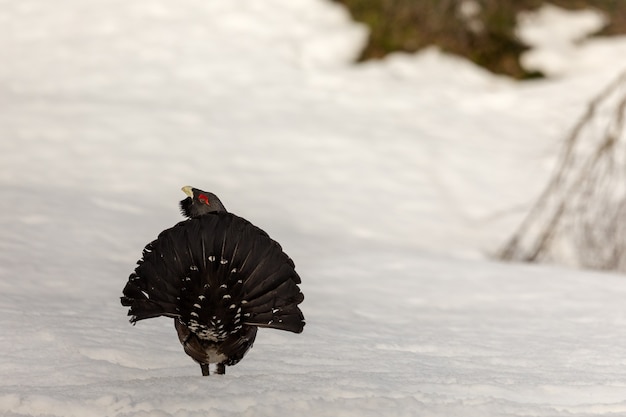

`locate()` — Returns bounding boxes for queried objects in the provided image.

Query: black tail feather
[121,212,304,334]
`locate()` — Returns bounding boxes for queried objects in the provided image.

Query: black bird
[121,186,305,376]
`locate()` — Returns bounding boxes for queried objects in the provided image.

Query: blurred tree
[333,0,625,79]
[499,70,626,270]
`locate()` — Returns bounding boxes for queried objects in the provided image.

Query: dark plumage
[121,186,304,376]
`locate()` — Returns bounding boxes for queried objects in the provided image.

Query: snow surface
[2,0,626,416]
[517,4,626,77]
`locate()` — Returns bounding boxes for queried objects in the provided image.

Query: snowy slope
[2,0,626,416]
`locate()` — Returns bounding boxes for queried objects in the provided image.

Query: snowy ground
[2,1,626,416]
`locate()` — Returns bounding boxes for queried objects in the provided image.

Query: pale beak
[181,186,194,197]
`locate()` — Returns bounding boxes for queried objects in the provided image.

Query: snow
[2,0,626,416]
[517,4,626,77]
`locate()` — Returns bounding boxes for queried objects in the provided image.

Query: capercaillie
[121,186,304,376]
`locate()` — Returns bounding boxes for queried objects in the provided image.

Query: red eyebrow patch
[198,194,210,205]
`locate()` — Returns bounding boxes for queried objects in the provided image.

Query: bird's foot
[200,363,210,376]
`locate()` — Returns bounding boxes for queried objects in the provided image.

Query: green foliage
[333,0,626,79]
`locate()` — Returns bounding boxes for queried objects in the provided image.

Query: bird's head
[180,186,227,218]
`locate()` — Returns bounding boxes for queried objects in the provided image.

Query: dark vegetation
[498,70,626,271]
[333,1,626,271]
[332,0,626,79]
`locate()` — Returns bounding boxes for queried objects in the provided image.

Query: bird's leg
[216,363,226,375]
[200,363,210,376]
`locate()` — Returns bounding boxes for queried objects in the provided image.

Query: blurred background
[2,0,625,272]
[335,0,626,79]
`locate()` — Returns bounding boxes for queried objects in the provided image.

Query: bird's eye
[198,194,210,205]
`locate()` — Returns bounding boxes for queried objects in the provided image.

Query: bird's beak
[181,186,194,197]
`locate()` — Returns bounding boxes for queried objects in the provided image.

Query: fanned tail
[121,212,305,335]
